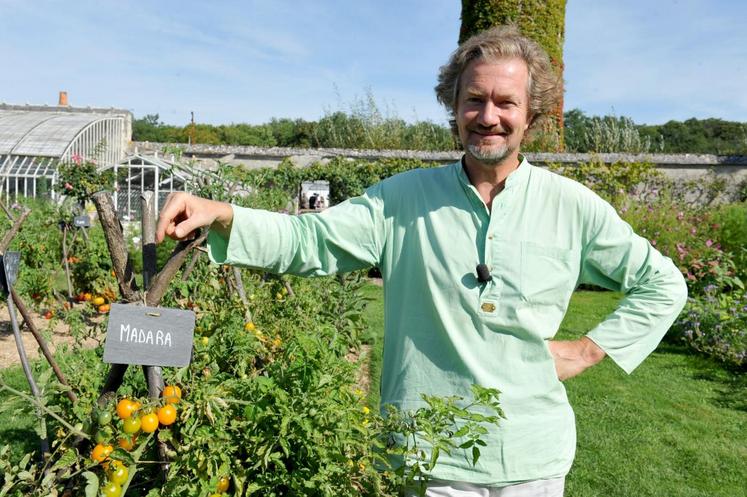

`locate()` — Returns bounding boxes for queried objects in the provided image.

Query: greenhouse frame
[0,105,129,203]
[104,152,196,221]
[0,105,201,220]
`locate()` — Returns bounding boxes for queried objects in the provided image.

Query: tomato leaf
[82,471,99,497]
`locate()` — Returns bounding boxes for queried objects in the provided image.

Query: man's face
[455,57,531,167]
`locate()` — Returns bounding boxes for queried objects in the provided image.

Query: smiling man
[157,26,687,497]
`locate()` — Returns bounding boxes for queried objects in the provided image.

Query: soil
[346,344,372,395]
[0,303,100,369]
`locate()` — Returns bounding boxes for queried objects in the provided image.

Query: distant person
[157,25,687,497]
[308,193,318,210]
[317,196,326,209]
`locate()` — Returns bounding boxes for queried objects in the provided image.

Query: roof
[0,108,127,157]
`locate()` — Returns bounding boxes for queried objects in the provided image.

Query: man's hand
[156,192,234,243]
[547,337,606,381]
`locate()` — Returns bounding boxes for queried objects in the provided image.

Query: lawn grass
[360,282,385,411]
[360,284,747,497]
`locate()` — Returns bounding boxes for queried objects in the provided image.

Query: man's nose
[477,101,500,127]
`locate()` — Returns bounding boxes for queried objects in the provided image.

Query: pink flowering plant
[618,195,743,295]
[55,153,114,204]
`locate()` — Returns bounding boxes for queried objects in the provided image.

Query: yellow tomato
[140,413,159,433]
[217,476,230,493]
[116,399,137,420]
[118,435,137,451]
[162,385,182,404]
[91,443,113,464]
[157,404,177,426]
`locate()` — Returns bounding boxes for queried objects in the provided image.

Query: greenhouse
[104,152,198,221]
[0,105,129,203]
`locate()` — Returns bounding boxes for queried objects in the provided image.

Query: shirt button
[488,235,494,240]
[481,302,496,313]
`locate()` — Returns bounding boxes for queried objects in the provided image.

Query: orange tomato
[98,304,111,313]
[157,404,177,426]
[91,443,113,463]
[83,292,92,301]
[116,399,137,420]
[118,435,137,451]
[140,413,159,433]
[162,385,182,404]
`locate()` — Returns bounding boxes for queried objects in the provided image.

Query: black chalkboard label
[103,304,195,367]
[73,215,91,228]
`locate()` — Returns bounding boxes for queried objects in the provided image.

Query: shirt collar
[455,153,531,191]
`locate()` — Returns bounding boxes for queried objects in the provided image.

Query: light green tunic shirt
[208,158,687,485]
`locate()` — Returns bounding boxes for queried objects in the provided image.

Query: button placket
[478,199,502,311]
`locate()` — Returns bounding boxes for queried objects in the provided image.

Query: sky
[1,0,745,126]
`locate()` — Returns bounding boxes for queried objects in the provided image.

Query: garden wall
[131,142,747,201]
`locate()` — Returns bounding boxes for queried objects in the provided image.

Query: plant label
[0,251,20,294]
[73,215,91,228]
[103,303,195,367]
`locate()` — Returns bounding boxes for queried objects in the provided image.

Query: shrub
[671,287,747,368]
[710,202,747,283]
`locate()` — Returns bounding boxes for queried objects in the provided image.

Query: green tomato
[122,416,141,434]
[108,464,129,485]
[101,481,122,497]
[95,428,111,444]
[98,411,112,425]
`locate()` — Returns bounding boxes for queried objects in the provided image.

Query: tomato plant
[0,173,503,497]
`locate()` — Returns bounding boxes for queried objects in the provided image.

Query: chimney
[58,91,69,106]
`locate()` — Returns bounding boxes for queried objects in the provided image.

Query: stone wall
[132,142,747,201]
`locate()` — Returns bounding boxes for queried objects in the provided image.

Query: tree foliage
[132,111,747,155]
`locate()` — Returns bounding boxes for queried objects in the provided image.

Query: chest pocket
[520,241,579,305]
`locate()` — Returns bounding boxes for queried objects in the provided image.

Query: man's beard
[466,142,511,166]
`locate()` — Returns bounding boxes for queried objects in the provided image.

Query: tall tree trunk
[459,0,566,151]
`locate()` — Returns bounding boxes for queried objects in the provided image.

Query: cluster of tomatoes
[73,292,111,313]
[89,385,182,496]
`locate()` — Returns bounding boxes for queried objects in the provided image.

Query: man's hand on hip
[548,337,606,381]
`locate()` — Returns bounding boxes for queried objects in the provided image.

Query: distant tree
[459,0,567,150]
[639,118,747,155]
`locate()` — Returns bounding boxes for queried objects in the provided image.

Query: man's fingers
[173,217,203,240]
[156,193,189,243]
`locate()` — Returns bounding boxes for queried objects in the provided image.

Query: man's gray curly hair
[435,25,561,135]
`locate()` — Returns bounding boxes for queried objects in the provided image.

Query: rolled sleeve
[580,199,688,373]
